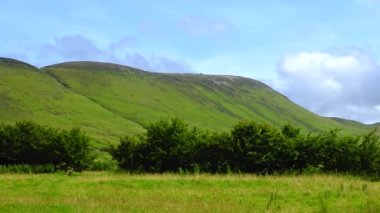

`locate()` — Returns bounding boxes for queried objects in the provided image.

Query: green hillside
[43,61,371,133]
[0,58,142,147]
[0,57,374,146]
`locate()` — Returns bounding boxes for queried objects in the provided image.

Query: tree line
[1,119,379,175]
[0,121,92,172]
[111,118,380,175]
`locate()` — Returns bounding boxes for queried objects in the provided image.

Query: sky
[2,0,380,123]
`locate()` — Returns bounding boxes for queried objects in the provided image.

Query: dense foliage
[0,121,92,172]
[112,118,380,175]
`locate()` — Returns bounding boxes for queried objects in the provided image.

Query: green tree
[359,130,380,174]
[231,121,293,173]
[0,121,92,172]
[56,128,92,171]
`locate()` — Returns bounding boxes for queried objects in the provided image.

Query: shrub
[231,121,294,173]
[0,164,56,174]
[0,121,92,172]
[89,151,118,171]
[112,118,380,176]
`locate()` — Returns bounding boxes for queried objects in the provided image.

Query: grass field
[0,172,379,212]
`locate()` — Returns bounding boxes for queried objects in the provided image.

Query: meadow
[0,172,379,213]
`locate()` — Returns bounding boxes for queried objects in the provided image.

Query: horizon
[2,0,380,123]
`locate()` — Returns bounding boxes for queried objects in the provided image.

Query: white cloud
[275,51,380,124]
[280,52,367,75]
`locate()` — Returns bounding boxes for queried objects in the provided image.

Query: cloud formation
[276,51,380,123]
[109,36,137,51]
[41,35,106,61]
[38,35,193,73]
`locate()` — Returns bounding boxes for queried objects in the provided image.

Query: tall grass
[0,172,379,212]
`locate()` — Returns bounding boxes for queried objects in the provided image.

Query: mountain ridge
[0,57,38,70]
[0,57,375,146]
[40,60,367,132]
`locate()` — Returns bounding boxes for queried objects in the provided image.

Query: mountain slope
[0,58,143,146]
[43,61,370,135]
[0,58,373,147]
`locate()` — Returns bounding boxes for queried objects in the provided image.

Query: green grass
[44,61,372,135]
[0,172,379,212]
[0,58,143,147]
[0,58,374,147]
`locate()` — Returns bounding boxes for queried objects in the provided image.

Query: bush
[112,118,206,172]
[231,121,295,173]
[89,151,118,171]
[193,132,235,173]
[359,131,380,175]
[0,121,92,172]
[112,118,380,176]
[0,164,56,174]
[111,136,142,171]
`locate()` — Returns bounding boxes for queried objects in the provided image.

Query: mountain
[0,58,142,147]
[0,57,374,146]
[330,117,371,130]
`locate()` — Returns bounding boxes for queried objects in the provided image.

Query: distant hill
[0,58,142,147]
[329,117,372,130]
[369,122,380,129]
[0,58,374,146]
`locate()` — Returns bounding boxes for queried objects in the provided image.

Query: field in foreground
[0,172,379,212]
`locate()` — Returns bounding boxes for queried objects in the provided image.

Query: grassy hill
[0,57,374,146]
[0,58,142,147]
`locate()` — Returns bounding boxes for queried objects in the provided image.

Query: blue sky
[2,0,380,123]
